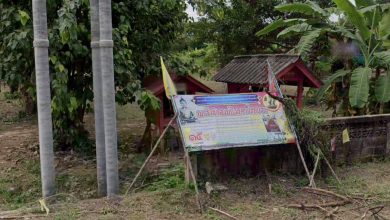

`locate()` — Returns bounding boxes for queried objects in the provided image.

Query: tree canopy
[257,0,390,114]
[0,0,191,151]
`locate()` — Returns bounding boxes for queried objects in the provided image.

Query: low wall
[323,114,390,164]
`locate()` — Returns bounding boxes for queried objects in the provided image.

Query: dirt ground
[1,90,390,219]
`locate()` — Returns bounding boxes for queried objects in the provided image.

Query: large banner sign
[172,93,296,152]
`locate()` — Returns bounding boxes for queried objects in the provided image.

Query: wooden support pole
[183,148,202,212]
[295,141,312,184]
[296,79,304,109]
[386,122,390,156]
[321,150,341,184]
[185,153,198,183]
[125,114,177,195]
[309,151,320,188]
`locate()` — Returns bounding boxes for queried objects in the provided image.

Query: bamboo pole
[183,147,202,212]
[309,151,320,188]
[266,59,312,183]
[125,114,177,195]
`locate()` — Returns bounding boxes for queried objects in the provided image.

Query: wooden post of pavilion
[296,78,304,109]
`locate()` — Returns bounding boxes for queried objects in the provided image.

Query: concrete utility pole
[90,0,107,197]
[32,0,55,197]
[99,0,119,196]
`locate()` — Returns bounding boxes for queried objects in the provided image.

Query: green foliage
[0,160,41,209]
[259,0,390,113]
[190,0,295,65]
[144,164,187,192]
[0,3,35,114]
[137,90,161,113]
[0,1,192,151]
[281,98,329,160]
[275,1,328,17]
[373,51,390,66]
[277,23,312,39]
[333,0,370,40]
[3,91,21,100]
[349,67,370,108]
[256,19,287,37]
[256,18,307,37]
[296,29,322,55]
[375,71,390,103]
[316,69,350,101]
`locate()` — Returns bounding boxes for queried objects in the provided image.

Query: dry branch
[208,207,239,220]
[302,187,350,201]
[315,206,342,220]
[0,214,48,219]
[287,200,350,209]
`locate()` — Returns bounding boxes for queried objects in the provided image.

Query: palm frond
[359,3,390,13]
[332,26,358,41]
[277,23,312,38]
[295,29,322,55]
[349,67,371,108]
[355,0,375,9]
[333,0,370,40]
[276,1,327,17]
[316,69,350,101]
[375,70,390,103]
[256,18,306,37]
[373,51,390,67]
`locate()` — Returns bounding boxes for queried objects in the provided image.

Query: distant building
[213,54,322,108]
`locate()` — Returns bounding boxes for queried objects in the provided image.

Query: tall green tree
[0,2,36,114]
[32,0,55,197]
[188,0,294,65]
[187,0,331,66]
[257,0,390,114]
[0,0,190,151]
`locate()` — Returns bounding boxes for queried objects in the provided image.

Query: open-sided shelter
[213,54,322,108]
[144,74,214,132]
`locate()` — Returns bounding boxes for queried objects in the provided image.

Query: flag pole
[160,57,202,211]
[266,59,312,184]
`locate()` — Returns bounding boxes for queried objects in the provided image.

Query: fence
[323,114,390,164]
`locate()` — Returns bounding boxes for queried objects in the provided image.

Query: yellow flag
[160,57,177,99]
[342,128,350,144]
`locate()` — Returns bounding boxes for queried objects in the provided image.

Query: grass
[1,88,390,219]
[2,156,390,219]
[0,160,41,210]
[328,160,390,203]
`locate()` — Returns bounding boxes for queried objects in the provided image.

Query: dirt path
[1,94,390,219]
[0,122,38,171]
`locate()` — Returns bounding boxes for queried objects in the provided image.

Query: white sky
[186,2,200,21]
[185,0,357,21]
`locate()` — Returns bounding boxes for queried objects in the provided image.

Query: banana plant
[257,0,390,112]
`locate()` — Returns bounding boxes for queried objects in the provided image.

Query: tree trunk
[20,85,36,115]
[32,0,55,197]
[99,0,119,196]
[90,0,107,197]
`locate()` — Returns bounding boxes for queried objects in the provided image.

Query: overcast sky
[185,0,357,20]
[186,2,199,20]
